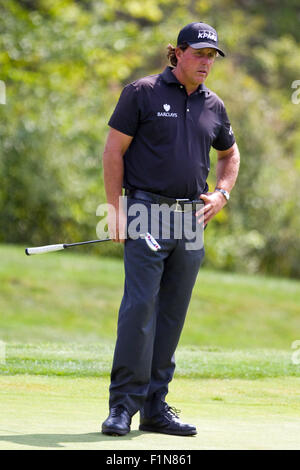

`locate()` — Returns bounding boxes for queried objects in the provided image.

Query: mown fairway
[0,245,300,450]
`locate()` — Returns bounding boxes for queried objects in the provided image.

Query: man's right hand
[107,205,127,244]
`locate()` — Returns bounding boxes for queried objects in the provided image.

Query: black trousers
[109,198,205,418]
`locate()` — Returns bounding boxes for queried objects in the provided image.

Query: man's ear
[175,46,184,62]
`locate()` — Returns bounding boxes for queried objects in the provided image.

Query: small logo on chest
[157,104,178,118]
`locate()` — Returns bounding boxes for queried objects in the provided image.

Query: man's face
[175,46,217,85]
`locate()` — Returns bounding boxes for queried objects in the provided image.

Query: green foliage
[1,0,300,276]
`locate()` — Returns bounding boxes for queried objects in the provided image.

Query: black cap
[177,22,225,57]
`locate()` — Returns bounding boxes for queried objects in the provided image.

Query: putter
[141,232,161,251]
[25,232,161,256]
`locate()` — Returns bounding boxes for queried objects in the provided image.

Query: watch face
[216,188,229,200]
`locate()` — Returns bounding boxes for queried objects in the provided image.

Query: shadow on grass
[0,431,143,449]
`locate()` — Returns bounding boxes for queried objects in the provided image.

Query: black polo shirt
[108,66,235,199]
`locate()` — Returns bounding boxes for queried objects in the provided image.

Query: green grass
[1,244,300,449]
[1,243,300,380]
[1,375,300,450]
[0,244,300,349]
[1,342,300,379]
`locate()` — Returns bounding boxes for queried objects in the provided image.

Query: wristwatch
[215,188,230,201]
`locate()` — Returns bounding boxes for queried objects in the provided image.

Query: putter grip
[25,244,65,255]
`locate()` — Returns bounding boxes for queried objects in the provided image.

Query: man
[101,22,240,436]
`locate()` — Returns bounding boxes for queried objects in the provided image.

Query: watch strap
[215,188,230,201]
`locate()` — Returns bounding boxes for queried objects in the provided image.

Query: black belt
[125,189,204,212]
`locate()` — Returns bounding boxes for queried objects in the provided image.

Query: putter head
[141,233,161,252]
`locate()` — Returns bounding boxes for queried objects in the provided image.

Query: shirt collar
[161,66,210,96]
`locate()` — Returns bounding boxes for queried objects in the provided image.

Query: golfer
[102,22,240,436]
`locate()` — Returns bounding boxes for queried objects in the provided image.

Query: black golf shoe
[139,403,197,436]
[102,405,131,436]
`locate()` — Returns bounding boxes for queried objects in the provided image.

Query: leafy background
[1,0,300,278]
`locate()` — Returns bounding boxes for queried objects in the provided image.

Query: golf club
[25,232,161,256]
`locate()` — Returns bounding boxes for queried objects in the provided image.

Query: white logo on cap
[163,104,171,112]
[198,30,217,42]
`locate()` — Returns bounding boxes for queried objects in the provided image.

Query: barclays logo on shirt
[157,104,178,118]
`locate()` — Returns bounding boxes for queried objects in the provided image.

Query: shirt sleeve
[108,84,140,137]
[212,105,236,151]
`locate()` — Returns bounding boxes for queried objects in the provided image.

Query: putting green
[1,375,300,450]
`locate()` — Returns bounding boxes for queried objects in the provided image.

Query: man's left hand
[196,191,227,226]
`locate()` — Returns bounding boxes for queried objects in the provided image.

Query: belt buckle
[174,198,190,212]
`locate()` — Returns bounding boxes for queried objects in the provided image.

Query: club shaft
[64,239,111,248]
